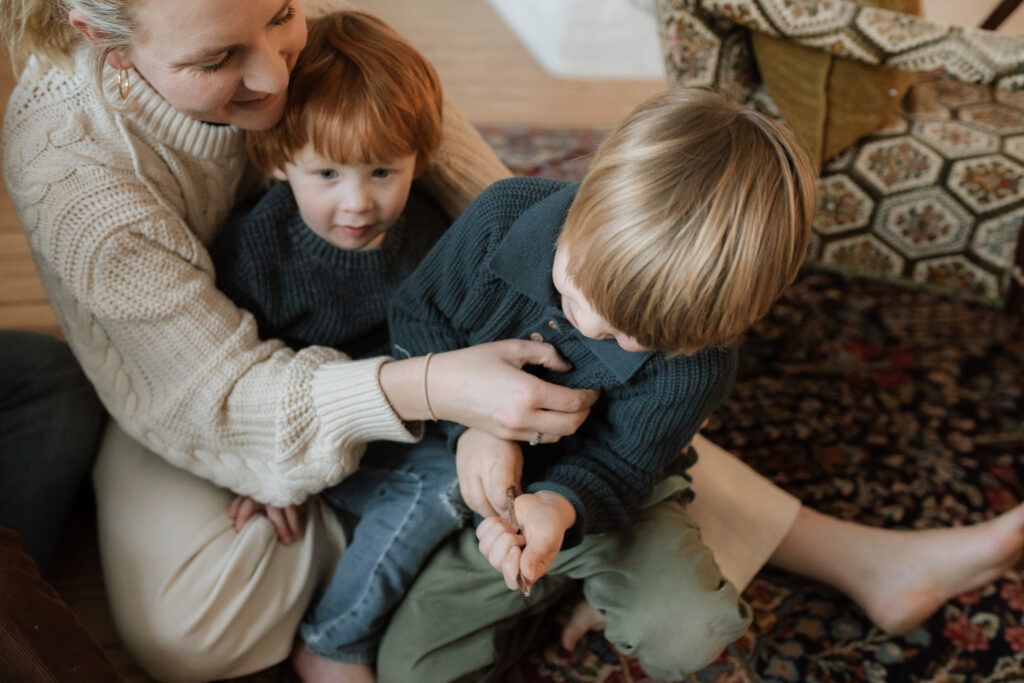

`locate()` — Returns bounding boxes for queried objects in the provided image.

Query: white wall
[486,0,663,79]
[920,0,1024,32]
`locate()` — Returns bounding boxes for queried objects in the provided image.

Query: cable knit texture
[1,33,509,505]
[390,178,738,547]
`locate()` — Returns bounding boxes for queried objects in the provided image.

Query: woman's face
[124,0,307,129]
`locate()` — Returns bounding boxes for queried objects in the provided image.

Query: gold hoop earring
[117,68,130,99]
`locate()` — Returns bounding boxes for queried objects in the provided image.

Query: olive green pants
[377,476,751,682]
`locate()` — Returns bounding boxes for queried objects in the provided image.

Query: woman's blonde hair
[559,88,815,354]
[2,0,135,77]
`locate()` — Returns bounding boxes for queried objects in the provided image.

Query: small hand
[476,515,526,591]
[475,491,576,591]
[227,495,307,545]
[456,428,523,518]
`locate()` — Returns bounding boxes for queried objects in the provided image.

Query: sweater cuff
[311,356,422,447]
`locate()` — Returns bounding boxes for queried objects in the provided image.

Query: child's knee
[610,581,751,677]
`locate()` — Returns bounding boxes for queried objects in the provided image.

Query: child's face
[274,144,417,251]
[551,244,649,353]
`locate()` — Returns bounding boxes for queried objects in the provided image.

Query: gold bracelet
[422,353,439,421]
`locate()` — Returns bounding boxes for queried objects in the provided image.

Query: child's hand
[227,495,307,545]
[475,490,576,592]
[456,428,523,518]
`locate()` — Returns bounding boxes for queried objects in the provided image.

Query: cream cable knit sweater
[1,44,510,506]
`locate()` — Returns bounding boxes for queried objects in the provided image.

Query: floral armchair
[653,0,1024,308]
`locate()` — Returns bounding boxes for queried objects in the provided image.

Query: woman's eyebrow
[174,0,293,65]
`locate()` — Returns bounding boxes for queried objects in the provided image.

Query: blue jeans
[301,434,464,663]
[0,331,105,575]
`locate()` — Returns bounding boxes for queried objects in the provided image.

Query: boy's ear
[69,9,134,70]
[270,167,288,181]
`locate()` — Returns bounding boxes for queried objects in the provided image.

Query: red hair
[247,10,443,177]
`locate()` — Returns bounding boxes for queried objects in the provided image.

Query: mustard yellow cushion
[752,0,920,171]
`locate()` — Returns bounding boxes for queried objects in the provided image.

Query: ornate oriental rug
[476,126,1024,683]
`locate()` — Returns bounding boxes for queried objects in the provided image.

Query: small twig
[609,642,636,683]
[505,485,531,597]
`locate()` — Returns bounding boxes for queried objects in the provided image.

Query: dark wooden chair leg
[981,0,1022,30]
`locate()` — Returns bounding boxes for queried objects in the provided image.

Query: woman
[3,1,1022,681]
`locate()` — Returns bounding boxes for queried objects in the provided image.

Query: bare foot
[855,504,1024,633]
[559,598,608,652]
[772,503,1024,635]
[291,641,376,683]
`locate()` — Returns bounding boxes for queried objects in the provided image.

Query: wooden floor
[0,1,1020,680]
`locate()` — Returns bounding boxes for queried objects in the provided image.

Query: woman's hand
[380,340,599,443]
[456,428,523,518]
[227,495,307,545]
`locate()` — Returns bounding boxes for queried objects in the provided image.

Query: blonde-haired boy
[382,87,815,681]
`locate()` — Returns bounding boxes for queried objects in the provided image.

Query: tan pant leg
[686,434,801,591]
[92,422,345,682]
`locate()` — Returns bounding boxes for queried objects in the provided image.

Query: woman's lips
[231,93,280,111]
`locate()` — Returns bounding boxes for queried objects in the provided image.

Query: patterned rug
[478,126,1024,682]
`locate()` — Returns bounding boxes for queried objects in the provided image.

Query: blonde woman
[3,1,1023,681]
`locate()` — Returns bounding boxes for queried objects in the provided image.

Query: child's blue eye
[318,169,337,180]
[372,168,391,179]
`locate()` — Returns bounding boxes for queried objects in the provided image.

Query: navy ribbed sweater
[389,177,737,547]
[213,182,449,358]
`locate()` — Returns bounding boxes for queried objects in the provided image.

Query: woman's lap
[92,421,345,681]
[88,421,797,680]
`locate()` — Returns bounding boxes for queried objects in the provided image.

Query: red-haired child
[211,11,453,683]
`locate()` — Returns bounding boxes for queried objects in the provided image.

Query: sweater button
[547,319,558,329]
[529,332,544,342]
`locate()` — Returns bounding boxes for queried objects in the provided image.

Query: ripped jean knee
[305,435,464,662]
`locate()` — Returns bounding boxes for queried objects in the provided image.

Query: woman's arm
[2,39,579,508]
[31,197,406,506]
[5,123,585,508]
[378,342,596,443]
[1,66,410,506]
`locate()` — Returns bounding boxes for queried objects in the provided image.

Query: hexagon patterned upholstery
[653,0,1024,307]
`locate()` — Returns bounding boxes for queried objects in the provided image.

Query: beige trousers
[93,423,799,681]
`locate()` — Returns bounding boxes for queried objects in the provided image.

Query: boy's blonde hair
[558,88,815,354]
[247,11,443,178]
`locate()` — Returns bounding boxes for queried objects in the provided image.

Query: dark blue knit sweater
[213,181,449,358]
[389,177,737,547]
